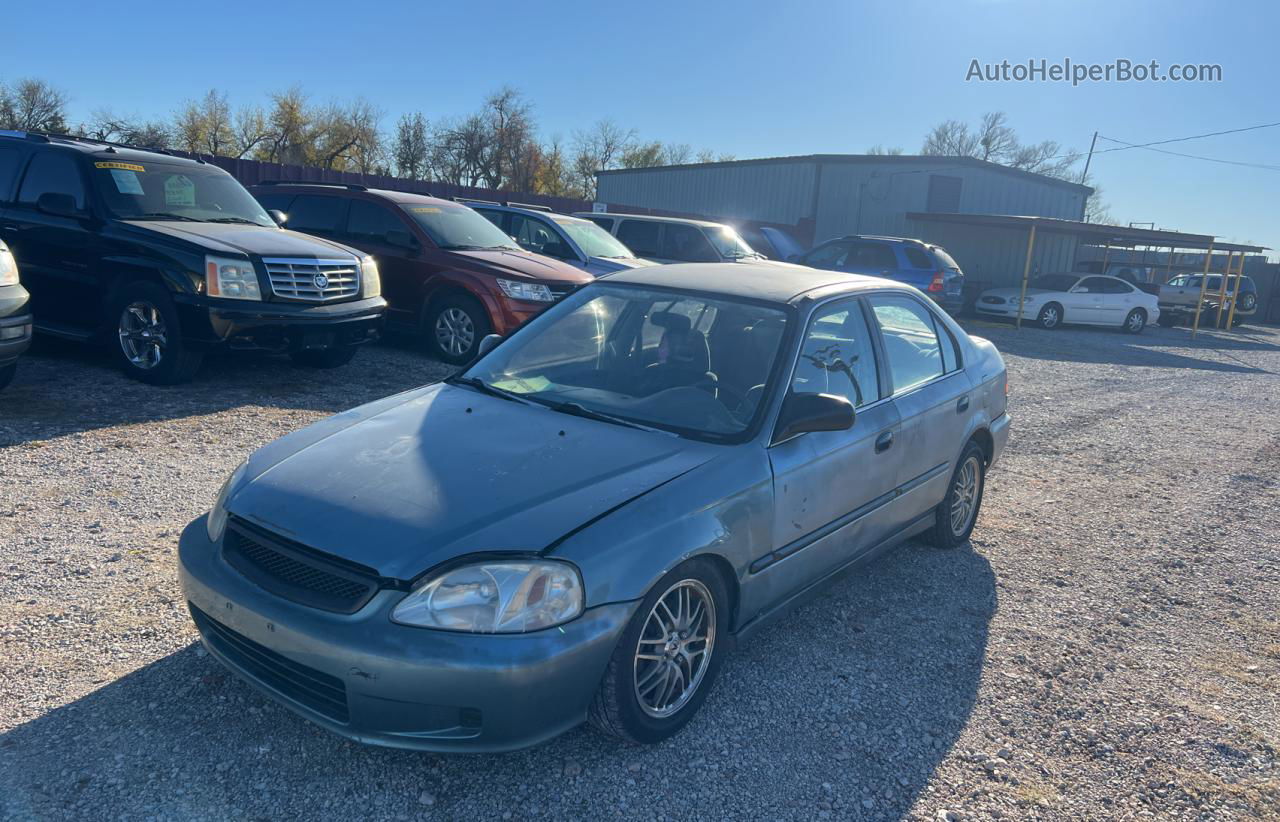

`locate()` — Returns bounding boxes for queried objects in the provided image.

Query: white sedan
[975,273,1160,333]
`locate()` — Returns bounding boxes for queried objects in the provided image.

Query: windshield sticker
[95,161,145,172]
[491,376,551,394]
[410,206,443,214]
[109,169,144,195]
[163,175,196,207]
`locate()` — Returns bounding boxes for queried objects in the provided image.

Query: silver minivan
[576,212,782,266]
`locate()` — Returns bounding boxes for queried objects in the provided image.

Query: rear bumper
[989,412,1010,467]
[176,295,386,352]
[178,516,635,752]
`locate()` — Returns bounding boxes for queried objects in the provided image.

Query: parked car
[253,184,592,363]
[796,235,966,313]
[1155,273,1258,326]
[179,262,1010,752]
[975,273,1160,333]
[1074,261,1162,295]
[467,203,655,277]
[0,238,32,391]
[737,224,807,261]
[0,132,385,384]
[574,212,777,265]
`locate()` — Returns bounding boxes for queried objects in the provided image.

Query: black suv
[0,132,386,384]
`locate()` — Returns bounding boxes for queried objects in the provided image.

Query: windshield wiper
[542,400,672,435]
[446,375,532,404]
[127,213,202,222]
[205,216,266,225]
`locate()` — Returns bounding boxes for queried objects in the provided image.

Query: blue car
[797,235,966,313]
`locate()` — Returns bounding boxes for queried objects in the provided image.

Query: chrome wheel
[1126,310,1145,333]
[949,455,981,537]
[1038,305,1060,328]
[434,307,475,358]
[633,579,716,719]
[118,301,167,370]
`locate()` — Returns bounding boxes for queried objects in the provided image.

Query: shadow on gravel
[0,540,996,820]
[0,336,454,447]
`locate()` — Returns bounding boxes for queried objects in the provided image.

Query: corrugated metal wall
[596,161,820,227]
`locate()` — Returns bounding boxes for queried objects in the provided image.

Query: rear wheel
[1036,302,1063,329]
[289,345,359,369]
[1123,308,1147,334]
[928,442,986,549]
[111,281,203,385]
[589,559,728,745]
[0,361,15,391]
[1238,292,1257,312]
[425,294,491,365]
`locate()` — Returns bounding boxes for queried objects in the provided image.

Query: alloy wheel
[118,301,167,370]
[435,307,475,357]
[1127,311,1145,332]
[1040,306,1060,328]
[950,455,982,537]
[633,579,716,719]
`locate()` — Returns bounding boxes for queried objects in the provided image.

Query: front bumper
[0,294,33,365]
[175,295,387,352]
[178,517,635,752]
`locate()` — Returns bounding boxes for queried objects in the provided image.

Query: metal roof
[597,154,1094,194]
[905,212,1267,253]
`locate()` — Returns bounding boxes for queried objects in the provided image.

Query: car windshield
[461,284,790,441]
[93,161,274,226]
[401,202,519,250]
[552,216,635,259]
[1031,274,1080,291]
[707,226,761,259]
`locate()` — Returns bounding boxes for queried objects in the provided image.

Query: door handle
[956,396,970,413]
[875,431,894,453]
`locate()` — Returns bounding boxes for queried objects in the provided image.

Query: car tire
[1238,292,1257,312]
[0,361,15,391]
[1036,302,1063,329]
[588,558,729,745]
[289,345,359,369]
[110,281,204,385]
[1122,308,1147,334]
[425,294,491,365]
[927,441,986,549]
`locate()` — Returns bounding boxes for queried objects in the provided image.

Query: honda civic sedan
[178,263,1010,752]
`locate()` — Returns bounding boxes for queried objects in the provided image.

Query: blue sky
[6,0,1277,256]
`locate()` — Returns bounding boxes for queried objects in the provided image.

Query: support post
[1101,243,1111,273]
[1016,224,1038,330]
[1165,247,1176,284]
[1225,252,1243,329]
[1191,243,1214,339]
[1214,252,1233,328]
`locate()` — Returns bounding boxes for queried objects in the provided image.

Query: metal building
[595,154,1093,291]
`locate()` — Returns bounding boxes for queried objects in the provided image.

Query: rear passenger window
[903,245,933,269]
[868,295,945,392]
[792,299,880,407]
[475,209,506,230]
[286,195,348,235]
[803,241,853,268]
[617,220,661,257]
[0,148,24,202]
[253,192,293,212]
[347,200,408,244]
[852,243,898,271]
[17,152,86,211]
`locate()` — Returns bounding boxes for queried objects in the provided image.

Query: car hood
[445,248,591,284]
[123,221,362,259]
[226,383,716,580]
[585,256,657,276]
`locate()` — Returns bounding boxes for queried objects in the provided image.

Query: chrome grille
[263,258,360,302]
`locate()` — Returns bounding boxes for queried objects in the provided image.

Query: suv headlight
[0,246,18,287]
[205,256,262,301]
[496,278,554,302]
[361,257,381,298]
[206,461,248,543]
[391,559,583,633]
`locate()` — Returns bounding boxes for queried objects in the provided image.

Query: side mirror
[1069,286,1086,293]
[774,392,855,442]
[37,192,81,218]
[476,333,503,360]
[384,229,417,250]
[268,209,288,226]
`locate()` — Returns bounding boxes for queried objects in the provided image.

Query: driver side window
[791,299,880,408]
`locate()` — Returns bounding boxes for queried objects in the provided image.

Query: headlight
[496,278,554,302]
[361,257,381,298]
[206,461,248,543]
[392,560,583,633]
[0,246,18,287]
[204,256,262,301]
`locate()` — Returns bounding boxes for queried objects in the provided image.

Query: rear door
[615,219,664,262]
[1098,277,1136,326]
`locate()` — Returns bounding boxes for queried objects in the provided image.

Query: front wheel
[111,281,204,385]
[928,442,986,549]
[588,559,728,745]
[289,345,359,369]
[1123,308,1147,334]
[1036,302,1063,329]
[425,294,491,365]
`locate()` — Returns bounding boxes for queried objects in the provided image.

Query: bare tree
[620,140,666,169]
[0,78,69,132]
[535,136,581,197]
[393,112,430,179]
[974,112,1016,162]
[262,87,312,165]
[571,119,636,198]
[662,143,692,165]
[173,90,234,156]
[479,87,536,190]
[430,115,489,187]
[866,144,904,155]
[232,105,272,159]
[81,109,171,149]
[921,119,980,158]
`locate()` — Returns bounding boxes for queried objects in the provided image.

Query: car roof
[473,204,593,223]
[604,262,895,303]
[251,183,454,207]
[0,132,207,168]
[836,234,927,245]
[573,212,728,230]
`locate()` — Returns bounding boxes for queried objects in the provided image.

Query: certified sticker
[95,161,146,172]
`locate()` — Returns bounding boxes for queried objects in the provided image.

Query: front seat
[644,312,716,394]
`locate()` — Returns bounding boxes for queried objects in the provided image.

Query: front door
[765,297,901,600]
[342,199,423,325]
[1065,276,1111,324]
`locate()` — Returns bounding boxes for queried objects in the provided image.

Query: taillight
[927,271,945,292]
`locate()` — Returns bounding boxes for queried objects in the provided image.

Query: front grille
[263,258,360,302]
[981,296,1007,305]
[189,604,349,723]
[223,519,379,614]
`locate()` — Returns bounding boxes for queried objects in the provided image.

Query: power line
[1097,134,1280,172]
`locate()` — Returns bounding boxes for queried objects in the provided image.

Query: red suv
[251,184,591,363]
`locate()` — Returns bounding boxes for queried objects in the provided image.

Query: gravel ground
[1,320,1278,821]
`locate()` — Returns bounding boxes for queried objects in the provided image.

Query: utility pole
[1080,130,1098,222]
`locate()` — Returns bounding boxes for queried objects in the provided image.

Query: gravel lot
[1,320,1278,821]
